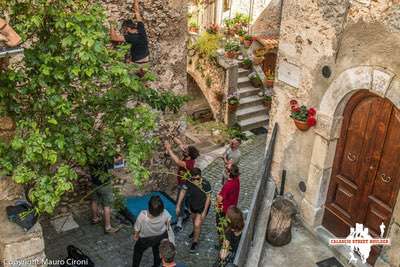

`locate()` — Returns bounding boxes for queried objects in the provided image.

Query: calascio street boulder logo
[329,223,391,264]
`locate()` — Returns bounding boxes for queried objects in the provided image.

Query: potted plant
[189,22,199,33]
[237,29,246,43]
[227,95,240,112]
[241,58,252,70]
[249,72,263,88]
[265,71,275,88]
[224,41,240,59]
[224,18,236,36]
[244,35,253,48]
[263,95,272,110]
[206,24,219,34]
[289,100,317,131]
[214,91,224,102]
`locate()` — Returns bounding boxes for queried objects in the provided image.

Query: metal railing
[233,123,278,267]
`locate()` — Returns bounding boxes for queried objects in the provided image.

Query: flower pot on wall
[244,40,253,48]
[293,119,310,131]
[225,51,237,59]
[228,104,238,112]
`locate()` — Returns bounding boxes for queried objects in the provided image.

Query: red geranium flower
[308,107,317,117]
[307,116,317,127]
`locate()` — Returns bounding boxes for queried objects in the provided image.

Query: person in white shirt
[132,195,173,267]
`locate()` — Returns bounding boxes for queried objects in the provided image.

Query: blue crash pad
[123,191,177,225]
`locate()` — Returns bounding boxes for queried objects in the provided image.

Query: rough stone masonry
[100,0,188,94]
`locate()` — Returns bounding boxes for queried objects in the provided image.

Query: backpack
[62,245,95,267]
[6,200,38,231]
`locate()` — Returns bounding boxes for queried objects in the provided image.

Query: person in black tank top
[109,0,149,63]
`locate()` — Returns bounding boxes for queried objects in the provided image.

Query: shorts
[189,204,210,216]
[92,184,114,207]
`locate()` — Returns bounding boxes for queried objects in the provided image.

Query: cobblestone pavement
[43,134,267,267]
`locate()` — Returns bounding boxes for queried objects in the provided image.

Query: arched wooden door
[322,91,400,265]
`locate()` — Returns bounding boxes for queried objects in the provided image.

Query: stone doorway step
[236,68,269,131]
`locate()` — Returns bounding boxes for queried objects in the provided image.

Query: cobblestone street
[43,134,267,267]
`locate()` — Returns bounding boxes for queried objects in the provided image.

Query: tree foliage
[0,0,186,214]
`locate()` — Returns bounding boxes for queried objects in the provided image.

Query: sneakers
[104,225,121,234]
[190,242,198,253]
[173,225,183,234]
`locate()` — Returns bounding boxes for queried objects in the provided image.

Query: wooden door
[322,91,400,265]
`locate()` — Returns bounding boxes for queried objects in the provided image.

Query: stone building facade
[101,0,188,94]
[269,0,400,266]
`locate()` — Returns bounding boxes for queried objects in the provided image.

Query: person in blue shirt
[159,240,187,267]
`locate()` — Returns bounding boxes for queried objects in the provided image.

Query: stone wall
[101,0,188,94]
[269,0,400,266]
[187,53,227,122]
[251,0,282,36]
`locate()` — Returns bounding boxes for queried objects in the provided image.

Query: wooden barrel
[266,196,297,246]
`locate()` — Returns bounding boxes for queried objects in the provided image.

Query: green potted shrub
[224,41,240,59]
[189,22,199,33]
[237,29,246,43]
[265,71,275,88]
[263,95,272,110]
[227,95,240,112]
[206,24,219,34]
[249,72,263,88]
[224,19,236,36]
[241,58,252,70]
[244,34,253,48]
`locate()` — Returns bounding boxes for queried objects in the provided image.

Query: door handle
[381,173,392,183]
[347,152,357,162]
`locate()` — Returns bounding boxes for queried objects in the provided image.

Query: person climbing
[164,137,199,233]
[109,0,149,64]
[176,168,211,253]
[0,18,21,47]
[159,239,187,267]
[216,164,240,246]
[132,196,173,267]
[216,207,244,266]
[222,138,241,184]
[89,155,121,234]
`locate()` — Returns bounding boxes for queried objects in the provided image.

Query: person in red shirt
[165,137,199,233]
[216,165,240,245]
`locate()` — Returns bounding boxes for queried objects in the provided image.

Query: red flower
[308,107,317,117]
[290,100,298,106]
[307,116,317,127]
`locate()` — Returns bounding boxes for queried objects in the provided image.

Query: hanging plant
[289,100,317,131]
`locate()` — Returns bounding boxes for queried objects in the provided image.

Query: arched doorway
[322,91,400,265]
[186,74,214,122]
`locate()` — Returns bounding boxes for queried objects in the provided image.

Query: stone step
[238,76,252,88]
[236,105,267,120]
[238,86,262,98]
[238,68,250,78]
[239,95,264,109]
[238,114,269,131]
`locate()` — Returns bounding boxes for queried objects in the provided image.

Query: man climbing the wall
[109,0,150,64]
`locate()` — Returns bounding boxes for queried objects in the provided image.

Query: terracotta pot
[189,27,199,33]
[266,79,274,88]
[225,51,237,59]
[263,100,272,110]
[228,103,238,112]
[244,40,253,48]
[293,119,310,131]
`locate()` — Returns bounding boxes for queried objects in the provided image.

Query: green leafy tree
[0,0,186,214]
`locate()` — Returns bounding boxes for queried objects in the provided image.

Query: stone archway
[186,73,214,122]
[300,66,400,266]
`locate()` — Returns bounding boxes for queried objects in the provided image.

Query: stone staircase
[236,68,269,131]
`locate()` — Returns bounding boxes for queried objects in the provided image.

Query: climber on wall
[0,18,21,47]
[109,0,150,65]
